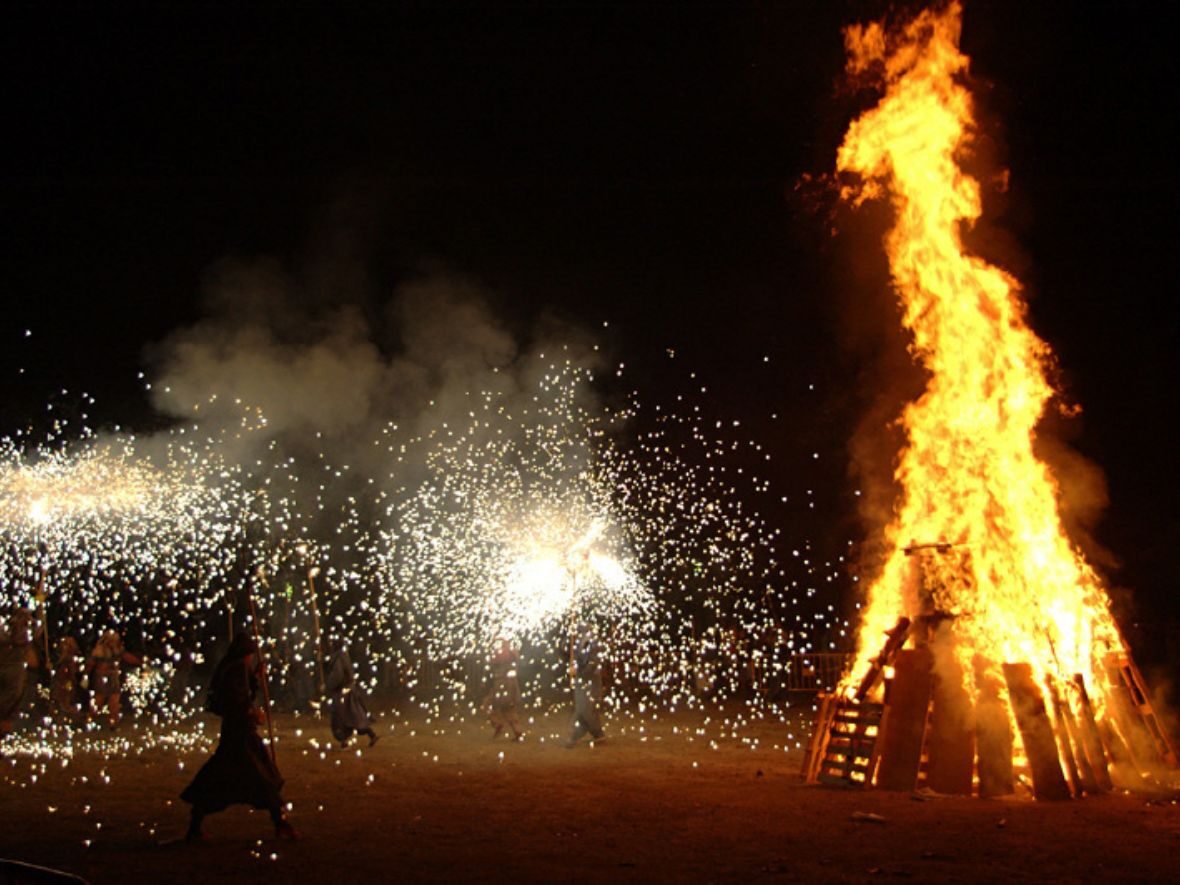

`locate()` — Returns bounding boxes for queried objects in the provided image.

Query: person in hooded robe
[51,635,84,724]
[326,638,378,748]
[181,633,296,841]
[482,636,523,741]
[0,609,39,736]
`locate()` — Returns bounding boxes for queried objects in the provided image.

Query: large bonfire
[806,2,1177,798]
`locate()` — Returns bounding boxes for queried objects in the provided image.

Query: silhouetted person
[51,636,84,724]
[181,633,296,841]
[0,609,37,736]
[483,636,522,741]
[565,623,606,747]
[86,629,139,729]
[326,639,378,747]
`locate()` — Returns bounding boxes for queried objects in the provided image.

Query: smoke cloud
[143,254,603,517]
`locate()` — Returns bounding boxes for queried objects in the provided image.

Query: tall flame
[839,4,1123,700]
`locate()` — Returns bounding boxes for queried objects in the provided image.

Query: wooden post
[1072,674,1112,791]
[1046,679,1085,797]
[246,581,278,766]
[875,647,934,792]
[306,567,326,700]
[974,660,1014,797]
[1097,716,1143,789]
[567,571,578,690]
[854,617,910,702]
[1003,663,1070,800]
[925,653,975,795]
[35,566,51,672]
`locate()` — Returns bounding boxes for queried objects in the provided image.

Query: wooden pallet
[815,699,886,788]
[1104,653,1179,769]
[800,692,838,783]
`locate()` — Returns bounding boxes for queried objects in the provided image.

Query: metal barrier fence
[780,652,850,693]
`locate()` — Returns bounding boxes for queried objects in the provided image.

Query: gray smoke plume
[152,258,598,445]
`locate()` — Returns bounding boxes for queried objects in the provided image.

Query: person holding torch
[181,633,297,842]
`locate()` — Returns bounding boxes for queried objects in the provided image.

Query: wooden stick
[36,566,51,672]
[1003,663,1070,800]
[306,567,326,702]
[246,577,278,766]
[854,617,910,702]
[1047,679,1085,797]
[1071,673,1112,791]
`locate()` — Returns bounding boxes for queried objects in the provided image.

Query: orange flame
[838,4,1123,705]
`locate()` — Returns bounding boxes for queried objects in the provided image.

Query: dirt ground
[2,704,1179,884]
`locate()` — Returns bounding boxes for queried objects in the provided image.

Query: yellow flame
[839,4,1123,702]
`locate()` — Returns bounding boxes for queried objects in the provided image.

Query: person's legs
[186,806,207,841]
[271,802,298,839]
[567,686,590,746]
[578,685,604,740]
[566,715,588,746]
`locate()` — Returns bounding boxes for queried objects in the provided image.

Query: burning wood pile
[802,3,1179,799]
[802,553,1178,799]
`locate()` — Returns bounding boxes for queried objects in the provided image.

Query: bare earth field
[3,705,1179,883]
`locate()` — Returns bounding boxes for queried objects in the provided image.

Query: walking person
[51,635,85,725]
[482,636,522,741]
[86,629,139,729]
[181,633,296,841]
[565,623,607,747]
[326,638,378,748]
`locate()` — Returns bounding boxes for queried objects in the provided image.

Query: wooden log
[1072,674,1113,791]
[1059,693,1100,795]
[1003,663,1071,801]
[1050,676,1101,794]
[1047,681,1085,797]
[1097,716,1150,790]
[875,648,933,792]
[925,653,975,795]
[974,663,1014,797]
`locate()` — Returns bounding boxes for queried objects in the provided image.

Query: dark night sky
[2,3,1177,661]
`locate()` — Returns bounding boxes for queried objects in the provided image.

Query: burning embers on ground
[804,3,1178,799]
